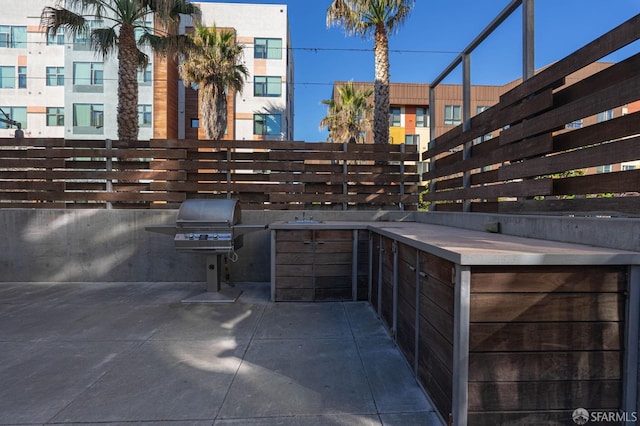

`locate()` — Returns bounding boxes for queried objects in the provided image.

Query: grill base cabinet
[271,221,640,426]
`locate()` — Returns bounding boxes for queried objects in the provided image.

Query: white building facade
[0,0,293,141]
[183,2,294,141]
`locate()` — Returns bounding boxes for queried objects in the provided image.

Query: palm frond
[142,32,194,58]
[40,7,86,38]
[327,0,415,38]
[66,0,105,15]
[91,27,118,57]
[149,0,202,30]
[137,49,150,69]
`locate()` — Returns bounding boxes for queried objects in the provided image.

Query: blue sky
[200,0,640,142]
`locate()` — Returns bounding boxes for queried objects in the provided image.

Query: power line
[293,46,459,55]
[8,75,341,87]
[14,40,460,55]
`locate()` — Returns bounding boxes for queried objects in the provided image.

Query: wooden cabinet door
[274,230,314,301]
[314,230,354,301]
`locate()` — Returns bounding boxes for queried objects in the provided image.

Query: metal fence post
[523,0,535,81]
[400,143,406,211]
[343,142,348,210]
[462,54,472,213]
[226,146,232,199]
[428,86,437,212]
[452,265,471,426]
[105,139,113,209]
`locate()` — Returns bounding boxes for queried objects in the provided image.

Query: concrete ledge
[416,211,640,252]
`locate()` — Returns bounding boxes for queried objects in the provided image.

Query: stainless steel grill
[174,199,242,255]
[146,199,266,302]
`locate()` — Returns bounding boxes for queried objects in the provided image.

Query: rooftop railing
[423,8,640,217]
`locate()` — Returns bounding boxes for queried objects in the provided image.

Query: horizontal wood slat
[500,69,640,146]
[423,178,553,202]
[425,17,640,216]
[500,13,640,107]
[0,139,420,210]
[499,135,640,181]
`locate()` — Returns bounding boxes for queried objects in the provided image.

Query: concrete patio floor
[0,281,441,425]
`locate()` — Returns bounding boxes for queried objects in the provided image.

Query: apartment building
[178,2,293,141]
[332,61,639,176]
[331,81,505,175]
[0,1,294,141]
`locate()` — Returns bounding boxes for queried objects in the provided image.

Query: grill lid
[176,199,241,227]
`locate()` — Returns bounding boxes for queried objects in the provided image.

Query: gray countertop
[270,221,640,266]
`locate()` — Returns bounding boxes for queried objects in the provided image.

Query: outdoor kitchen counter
[368,221,640,265]
[271,220,640,265]
[270,220,640,425]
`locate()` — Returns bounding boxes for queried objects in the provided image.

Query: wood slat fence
[422,14,640,217]
[0,138,419,210]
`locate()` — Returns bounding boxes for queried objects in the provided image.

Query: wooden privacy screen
[0,138,419,210]
[422,14,640,216]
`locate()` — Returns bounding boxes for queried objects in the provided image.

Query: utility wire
[18,39,460,55]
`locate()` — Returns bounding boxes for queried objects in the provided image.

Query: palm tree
[178,25,249,140]
[327,0,415,145]
[41,0,201,142]
[320,81,373,143]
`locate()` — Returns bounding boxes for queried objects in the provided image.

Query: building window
[622,164,637,171]
[444,105,461,126]
[18,66,26,89]
[566,119,583,129]
[254,76,282,97]
[137,64,152,84]
[190,118,199,128]
[0,26,26,48]
[46,107,64,126]
[73,103,104,134]
[138,105,152,127]
[0,106,26,129]
[596,165,612,173]
[134,21,152,42]
[0,66,15,88]
[254,113,281,135]
[74,20,103,50]
[73,62,104,92]
[416,107,429,127]
[47,28,65,46]
[598,110,614,122]
[46,67,65,86]
[255,38,282,60]
[390,107,401,127]
[405,134,419,145]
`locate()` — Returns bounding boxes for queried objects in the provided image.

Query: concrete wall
[0,209,413,283]
[0,209,638,283]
